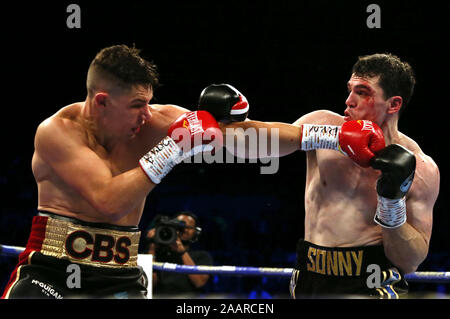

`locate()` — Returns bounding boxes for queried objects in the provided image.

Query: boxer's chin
[130,126,141,138]
[132,126,141,134]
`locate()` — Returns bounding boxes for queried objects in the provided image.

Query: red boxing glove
[168,110,223,155]
[339,120,385,167]
[140,111,223,184]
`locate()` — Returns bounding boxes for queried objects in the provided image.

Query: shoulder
[37,104,76,132]
[149,104,191,120]
[143,104,190,131]
[292,109,344,126]
[415,150,440,198]
[139,104,191,136]
[399,134,440,202]
[35,103,86,149]
[398,133,439,177]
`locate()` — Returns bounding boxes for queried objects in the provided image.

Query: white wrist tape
[301,124,341,152]
[374,196,407,229]
[139,136,184,184]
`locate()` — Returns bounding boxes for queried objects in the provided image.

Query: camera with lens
[153,215,187,245]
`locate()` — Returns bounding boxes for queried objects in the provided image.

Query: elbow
[398,264,418,275]
[92,197,127,222]
[82,180,135,222]
[97,207,124,222]
[385,235,429,275]
[394,256,425,274]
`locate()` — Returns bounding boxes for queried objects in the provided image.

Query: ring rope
[153,261,294,277]
[1,244,448,283]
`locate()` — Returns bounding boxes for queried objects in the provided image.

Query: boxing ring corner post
[0,244,449,284]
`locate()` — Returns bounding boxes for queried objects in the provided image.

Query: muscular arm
[221,120,301,158]
[221,110,344,158]
[36,117,155,222]
[382,155,440,274]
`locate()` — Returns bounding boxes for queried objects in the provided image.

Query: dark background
[0,0,449,298]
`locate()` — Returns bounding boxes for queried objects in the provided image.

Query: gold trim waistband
[40,216,140,268]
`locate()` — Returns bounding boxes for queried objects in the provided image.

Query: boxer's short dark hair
[352,53,416,114]
[89,44,159,92]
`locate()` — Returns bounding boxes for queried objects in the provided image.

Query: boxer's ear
[94,92,108,108]
[387,96,402,115]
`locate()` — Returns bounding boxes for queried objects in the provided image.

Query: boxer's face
[103,85,153,139]
[344,74,390,126]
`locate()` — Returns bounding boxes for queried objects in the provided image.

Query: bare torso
[32,102,186,226]
[299,110,435,247]
[304,148,382,246]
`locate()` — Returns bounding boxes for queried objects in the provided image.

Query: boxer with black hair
[200,53,440,298]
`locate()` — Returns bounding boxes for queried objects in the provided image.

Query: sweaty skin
[32,85,188,226]
[295,110,436,250]
[222,74,440,273]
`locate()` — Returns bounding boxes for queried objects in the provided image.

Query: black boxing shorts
[289,239,409,299]
[2,212,147,299]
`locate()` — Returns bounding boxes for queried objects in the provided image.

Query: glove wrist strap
[301,124,342,153]
[139,136,183,184]
[374,195,407,229]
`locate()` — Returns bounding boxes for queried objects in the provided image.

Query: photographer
[144,212,213,296]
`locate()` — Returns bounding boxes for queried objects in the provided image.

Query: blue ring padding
[1,244,448,282]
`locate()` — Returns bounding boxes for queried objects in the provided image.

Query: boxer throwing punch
[199,54,440,298]
[2,45,222,299]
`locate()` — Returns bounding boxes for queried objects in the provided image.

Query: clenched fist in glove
[301,120,386,167]
[371,144,416,228]
[140,111,223,184]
